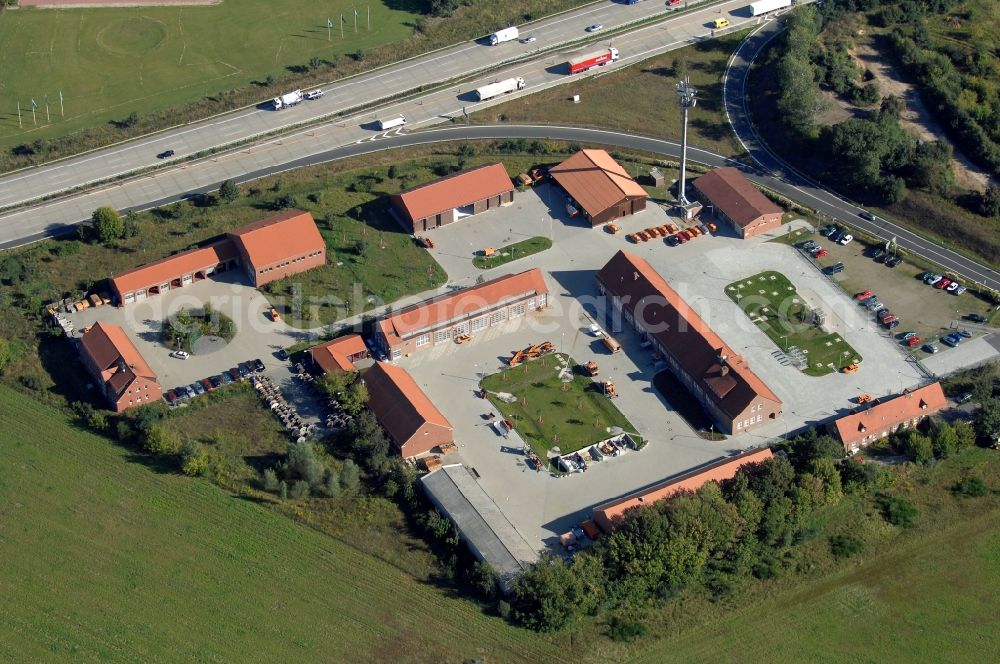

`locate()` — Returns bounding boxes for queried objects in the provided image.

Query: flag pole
[31,100,36,125]
[367,6,370,31]
[17,101,22,128]
[59,90,64,117]
[327,17,332,41]
[45,95,50,123]
[340,15,344,39]
[354,9,358,33]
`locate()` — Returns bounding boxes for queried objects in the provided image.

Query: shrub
[606,615,647,642]
[279,480,288,500]
[144,425,181,455]
[829,533,864,558]
[340,459,360,491]
[289,480,310,499]
[180,439,208,476]
[953,476,988,498]
[91,207,124,243]
[876,494,918,528]
[218,179,240,202]
[262,468,280,492]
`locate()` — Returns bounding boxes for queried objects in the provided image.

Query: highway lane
[723,14,1000,292]
[0,0,739,209]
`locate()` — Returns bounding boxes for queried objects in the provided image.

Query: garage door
[135,291,147,301]
[182,274,193,285]
[123,292,135,305]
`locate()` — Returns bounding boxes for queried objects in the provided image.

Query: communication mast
[676,76,698,206]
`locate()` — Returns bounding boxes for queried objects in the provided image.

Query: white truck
[474,77,526,101]
[749,0,792,16]
[488,27,519,46]
[376,115,406,130]
[272,90,303,110]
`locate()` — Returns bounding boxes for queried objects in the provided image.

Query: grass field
[480,352,634,456]
[726,270,861,376]
[473,236,552,270]
[473,31,749,157]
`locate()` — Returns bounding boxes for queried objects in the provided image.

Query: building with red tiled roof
[228,209,326,286]
[692,167,783,239]
[593,447,773,532]
[111,241,240,306]
[364,362,454,458]
[828,382,947,454]
[390,163,515,234]
[549,149,647,226]
[376,268,549,359]
[308,334,372,374]
[78,322,161,412]
[596,251,782,434]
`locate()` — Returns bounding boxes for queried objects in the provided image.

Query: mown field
[474,30,749,157]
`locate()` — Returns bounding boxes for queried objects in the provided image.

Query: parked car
[163,390,178,406]
[238,362,251,377]
[886,319,900,329]
[957,329,972,338]
[946,281,961,293]
[277,349,290,361]
[966,313,987,323]
[228,367,242,381]
[813,248,829,259]
[809,245,824,255]
[802,240,817,251]
[865,298,883,311]
[838,234,854,245]
[175,386,190,400]
[935,278,952,290]
[874,250,888,263]
[881,315,898,327]
[169,350,190,360]
[220,371,234,385]
[905,336,922,347]
[825,262,846,275]
[855,290,873,301]
[252,358,265,372]
[925,274,943,286]
[877,309,894,322]
[209,375,224,389]
[941,333,962,347]
[665,234,680,247]
[190,382,205,396]
[675,232,687,244]
[955,392,974,404]
[954,285,967,295]
[902,331,918,340]
[820,225,837,236]
[923,343,939,354]
[885,256,903,268]
[828,229,843,243]
[588,323,603,337]
[698,223,710,235]
[200,378,215,393]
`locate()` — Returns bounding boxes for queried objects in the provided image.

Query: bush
[218,179,240,202]
[289,480,310,499]
[876,494,918,528]
[340,459,360,491]
[180,439,208,476]
[91,207,124,244]
[606,615,646,642]
[953,475,988,498]
[829,533,864,558]
[262,468,280,492]
[144,425,181,455]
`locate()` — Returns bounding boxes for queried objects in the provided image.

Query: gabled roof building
[364,362,454,458]
[308,334,372,374]
[549,149,647,226]
[828,382,947,454]
[389,163,515,234]
[78,322,161,412]
[691,167,783,239]
[227,209,326,287]
[596,251,782,434]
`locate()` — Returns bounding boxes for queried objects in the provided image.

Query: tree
[219,179,240,202]
[931,422,959,459]
[180,439,208,476]
[263,468,280,492]
[952,420,976,451]
[979,186,1000,218]
[289,480,310,499]
[144,425,181,455]
[279,480,288,500]
[512,554,583,631]
[340,459,360,491]
[0,337,13,374]
[123,210,139,238]
[902,430,933,464]
[286,440,324,486]
[323,472,340,498]
[387,164,398,179]
[809,457,843,505]
[91,207,125,243]
[977,398,1000,443]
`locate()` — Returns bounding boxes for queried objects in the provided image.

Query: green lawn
[480,353,635,457]
[726,271,861,376]
[473,236,552,270]
[474,31,750,157]
[0,384,571,663]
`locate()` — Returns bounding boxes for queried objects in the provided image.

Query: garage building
[228,209,326,287]
[593,447,773,532]
[390,163,515,234]
[597,250,783,434]
[375,268,549,359]
[364,361,454,458]
[691,167,782,239]
[111,241,239,306]
[548,149,646,226]
[78,322,162,412]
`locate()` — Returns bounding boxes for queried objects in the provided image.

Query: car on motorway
[586,23,603,32]
[520,35,537,43]
[966,313,987,323]
[157,149,176,159]
[923,343,939,354]
[885,255,903,268]
[935,278,952,290]
[838,234,854,245]
[859,210,875,221]
[169,350,189,360]
[304,89,324,100]
[925,274,943,286]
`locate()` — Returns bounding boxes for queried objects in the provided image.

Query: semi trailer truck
[272,90,303,110]
[568,47,619,74]
[489,27,519,45]
[474,77,526,101]
[749,0,792,16]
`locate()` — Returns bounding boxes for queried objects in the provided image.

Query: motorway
[0,0,745,209]
[723,17,1000,292]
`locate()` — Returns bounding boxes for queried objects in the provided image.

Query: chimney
[633,271,640,281]
[720,365,729,376]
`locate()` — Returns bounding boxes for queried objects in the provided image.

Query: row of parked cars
[854,290,902,331]
[163,358,266,406]
[819,224,854,246]
[920,271,966,295]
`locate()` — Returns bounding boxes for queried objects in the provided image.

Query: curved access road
[722,13,1000,291]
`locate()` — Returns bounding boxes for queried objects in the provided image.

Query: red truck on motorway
[568,47,619,74]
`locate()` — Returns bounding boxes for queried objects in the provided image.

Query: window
[392,349,401,359]
[491,310,506,326]
[434,330,450,344]
[509,303,525,318]
[736,421,743,430]
[471,317,487,331]
[416,334,429,347]
[527,298,535,310]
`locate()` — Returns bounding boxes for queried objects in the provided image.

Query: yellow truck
[602,335,622,354]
